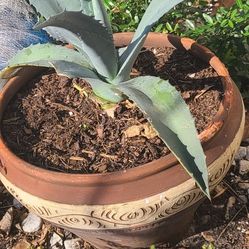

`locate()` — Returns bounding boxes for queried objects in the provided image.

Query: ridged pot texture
[0,33,245,248]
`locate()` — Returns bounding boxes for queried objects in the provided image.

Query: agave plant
[0,0,210,198]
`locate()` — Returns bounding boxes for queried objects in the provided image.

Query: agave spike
[35,11,118,80]
[115,0,184,83]
[118,76,210,198]
[0,0,211,197]
[28,0,94,18]
[92,0,112,34]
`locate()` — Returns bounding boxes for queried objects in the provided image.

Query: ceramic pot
[0,33,245,248]
[242,100,249,141]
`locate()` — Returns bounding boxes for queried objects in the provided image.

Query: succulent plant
[0,0,210,198]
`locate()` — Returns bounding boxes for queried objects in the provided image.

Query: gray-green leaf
[35,11,118,80]
[92,0,112,34]
[116,0,184,82]
[51,61,123,103]
[0,43,91,78]
[28,0,94,18]
[50,60,99,79]
[118,76,210,198]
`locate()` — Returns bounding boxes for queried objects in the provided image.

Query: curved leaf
[35,11,118,80]
[28,0,93,45]
[0,43,92,78]
[85,78,123,103]
[51,60,123,103]
[92,0,112,34]
[118,76,210,198]
[28,0,93,18]
[116,0,184,82]
[28,0,62,19]
[50,60,99,79]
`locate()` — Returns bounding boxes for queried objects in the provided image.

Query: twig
[194,85,214,100]
[46,100,91,122]
[72,150,118,160]
[81,149,94,155]
[69,156,87,161]
[0,205,14,210]
[223,180,249,213]
[100,153,117,160]
[49,102,80,115]
[216,205,245,241]
[2,117,21,124]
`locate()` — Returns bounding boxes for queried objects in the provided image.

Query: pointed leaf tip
[35,11,118,80]
[118,76,210,197]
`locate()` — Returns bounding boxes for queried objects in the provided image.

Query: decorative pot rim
[0,32,234,182]
[0,32,243,205]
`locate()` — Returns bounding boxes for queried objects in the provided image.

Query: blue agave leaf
[0,0,50,70]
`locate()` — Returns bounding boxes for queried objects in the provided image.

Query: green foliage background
[105,0,249,95]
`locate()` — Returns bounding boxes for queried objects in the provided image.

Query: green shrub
[183,0,249,91]
[104,0,209,33]
[106,0,249,94]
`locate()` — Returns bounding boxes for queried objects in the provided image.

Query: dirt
[1,47,223,174]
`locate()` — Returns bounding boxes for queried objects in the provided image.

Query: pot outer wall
[0,33,245,248]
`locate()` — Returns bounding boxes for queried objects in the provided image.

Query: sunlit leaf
[0,43,91,78]
[51,61,123,103]
[118,76,210,198]
[115,0,184,83]
[35,11,118,80]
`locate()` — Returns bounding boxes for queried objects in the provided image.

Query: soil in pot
[1,47,223,174]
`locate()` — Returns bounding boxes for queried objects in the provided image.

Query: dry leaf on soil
[104,105,117,118]
[124,100,136,109]
[201,231,215,242]
[96,125,104,138]
[212,183,227,199]
[32,224,51,246]
[12,240,31,249]
[225,196,236,220]
[123,123,158,139]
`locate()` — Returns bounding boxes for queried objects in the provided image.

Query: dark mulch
[1,47,223,174]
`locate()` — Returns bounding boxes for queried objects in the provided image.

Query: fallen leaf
[104,105,117,118]
[123,123,158,139]
[32,224,50,246]
[188,73,196,78]
[23,126,32,135]
[226,196,236,209]
[225,196,236,220]
[90,163,107,173]
[0,207,13,235]
[97,164,107,173]
[96,125,104,139]
[182,91,191,100]
[12,240,31,249]
[123,125,143,138]
[124,100,136,109]
[201,231,215,242]
[142,123,158,139]
[212,183,227,199]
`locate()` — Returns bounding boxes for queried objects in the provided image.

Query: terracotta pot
[0,33,245,248]
[242,100,249,141]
